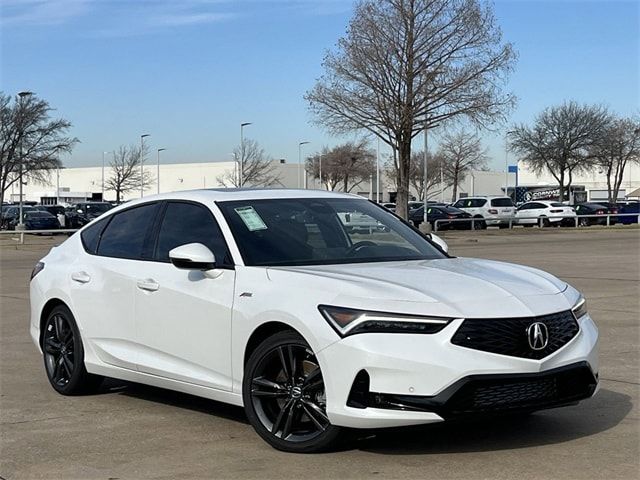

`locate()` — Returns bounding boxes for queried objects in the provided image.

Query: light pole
[376,138,381,202]
[422,119,430,231]
[505,130,516,198]
[102,151,112,200]
[240,122,252,187]
[298,141,310,188]
[140,134,150,197]
[17,91,33,230]
[157,148,166,194]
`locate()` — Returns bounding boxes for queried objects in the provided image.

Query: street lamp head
[141,134,150,139]
[18,91,34,98]
[158,148,166,153]
[241,122,252,127]
[299,141,310,146]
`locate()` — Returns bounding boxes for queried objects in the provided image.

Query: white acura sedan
[30,189,599,452]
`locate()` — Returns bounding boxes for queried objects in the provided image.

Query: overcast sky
[2,0,639,171]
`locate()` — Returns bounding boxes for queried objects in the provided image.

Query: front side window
[97,203,159,260]
[155,202,230,265]
[218,198,446,267]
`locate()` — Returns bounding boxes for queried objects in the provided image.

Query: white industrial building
[4,158,638,206]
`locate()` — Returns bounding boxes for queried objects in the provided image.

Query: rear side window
[550,202,565,207]
[491,198,514,207]
[457,199,488,208]
[80,217,109,254]
[154,202,230,265]
[97,203,159,260]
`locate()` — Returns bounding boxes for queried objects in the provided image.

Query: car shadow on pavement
[356,388,632,454]
[100,378,249,425]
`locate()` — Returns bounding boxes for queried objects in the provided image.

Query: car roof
[102,189,362,214]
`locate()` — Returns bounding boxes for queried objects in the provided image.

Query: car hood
[266,258,571,318]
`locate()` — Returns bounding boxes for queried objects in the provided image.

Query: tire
[243,330,343,453]
[42,305,103,395]
[472,217,486,230]
[539,216,550,228]
[578,217,589,227]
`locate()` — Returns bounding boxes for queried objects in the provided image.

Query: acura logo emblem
[526,322,549,350]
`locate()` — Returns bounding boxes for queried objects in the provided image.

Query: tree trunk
[395,137,412,219]
[612,158,626,203]
[607,166,613,204]
[558,170,565,203]
[451,165,460,202]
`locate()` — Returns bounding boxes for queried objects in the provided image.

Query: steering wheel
[345,240,377,256]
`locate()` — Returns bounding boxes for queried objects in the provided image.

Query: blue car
[618,202,640,224]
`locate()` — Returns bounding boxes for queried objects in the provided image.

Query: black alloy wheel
[43,305,102,395]
[473,217,486,230]
[243,331,342,452]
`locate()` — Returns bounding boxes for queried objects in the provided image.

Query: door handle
[71,271,91,284]
[137,279,159,292]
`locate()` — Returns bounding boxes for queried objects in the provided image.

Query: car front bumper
[318,314,598,428]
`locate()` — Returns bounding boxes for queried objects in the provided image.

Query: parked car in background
[1,206,40,229]
[20,211,61,231]
[574,203,618,226]
[617,202,640,225]
[452,196,516,228]
[65,202,113,228]
[338,211,388,233]
[410,205,473,230]
[516,201,576,227]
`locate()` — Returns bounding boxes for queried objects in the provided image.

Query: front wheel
[42,305,103,395]
[243,331,342,452]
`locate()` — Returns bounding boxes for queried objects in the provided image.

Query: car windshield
[490,198,514,207]
[218,198,446,266]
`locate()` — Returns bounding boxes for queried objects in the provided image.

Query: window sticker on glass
[235,206,268,231]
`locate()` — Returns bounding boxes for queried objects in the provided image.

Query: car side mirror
[428,233,449,254]
[169,243,220,277]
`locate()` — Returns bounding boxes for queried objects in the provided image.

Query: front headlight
[318,305,453,337]
[572,296,588,320]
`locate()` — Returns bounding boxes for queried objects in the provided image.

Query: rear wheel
[243,331,342,452]
[539,216,551,227]
[472,217,486,230]
[42,305,103,395]
[578,217,589,227]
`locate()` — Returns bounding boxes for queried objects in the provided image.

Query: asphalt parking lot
[1,228,638,479]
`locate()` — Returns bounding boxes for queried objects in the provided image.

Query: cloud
[0,0,92,26]
[0,0,349,33]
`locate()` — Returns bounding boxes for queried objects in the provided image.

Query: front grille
[444,364,597,415]
[451,310,579,360]
[362,362,597,417]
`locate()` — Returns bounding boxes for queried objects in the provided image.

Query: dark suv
[65,202,113,228]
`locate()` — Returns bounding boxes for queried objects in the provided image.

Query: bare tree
[306,141,375,192]
[509,102,612,202]
[217,139,281,188]
[439,130,487,201]
[591,117,640,203]
[385,151,445,200]
[0,92,77,208]
[305,0,516,218]
[105,145,154,203]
